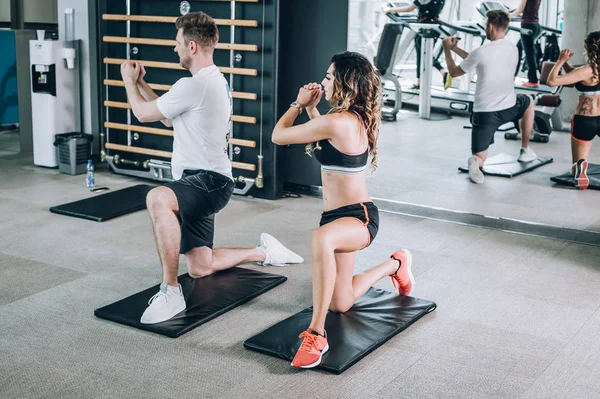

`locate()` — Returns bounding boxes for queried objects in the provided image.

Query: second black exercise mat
[243,288,436,374]
[551,163,600,190]
[49,184,154,222]
[94,268,287,338]
[458,153,553,177]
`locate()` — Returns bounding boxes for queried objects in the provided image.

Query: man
[382,0,452,90]
[442,9,537,184]
[120,11,303,324]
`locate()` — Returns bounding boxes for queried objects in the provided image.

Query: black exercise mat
[49,184,154,222]
[243,288,436,374]
[95,268,287,338]
[550,163,600,190]
[458,153,553,177]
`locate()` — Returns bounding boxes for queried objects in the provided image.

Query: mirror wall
[346,0,600,233]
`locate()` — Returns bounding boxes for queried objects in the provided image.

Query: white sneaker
[468,156,484,184]
[140,283,186,324]
[518,147,537,162]
[257,233,304,266]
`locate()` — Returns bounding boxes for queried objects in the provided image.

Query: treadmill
[381,2,482,119]
[402,20,482,119]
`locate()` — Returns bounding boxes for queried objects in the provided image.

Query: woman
[511,0,542,87]
[272,51,415,368]
[547,31,600,190]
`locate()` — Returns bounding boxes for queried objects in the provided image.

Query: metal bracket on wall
[106,155,174,182]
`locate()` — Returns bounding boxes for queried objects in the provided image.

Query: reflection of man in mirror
[443,10,538,184]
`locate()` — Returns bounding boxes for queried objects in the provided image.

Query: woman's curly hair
[585,31,600,81]
[306,51,382,171]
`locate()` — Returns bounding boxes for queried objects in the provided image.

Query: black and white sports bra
[312,139,369,174]
[575,80,600,95]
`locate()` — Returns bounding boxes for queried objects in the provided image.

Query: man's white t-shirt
[156,65,233,181]
[459,39,519,113]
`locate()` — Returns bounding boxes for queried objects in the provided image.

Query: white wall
[0,1,11,23]
[57,0,100,153]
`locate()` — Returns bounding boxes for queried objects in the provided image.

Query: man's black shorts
[166,169,234,253]
[471,94,532,154]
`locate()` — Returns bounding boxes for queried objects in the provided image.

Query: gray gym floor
[1,118,599,398]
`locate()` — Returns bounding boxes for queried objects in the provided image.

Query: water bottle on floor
[86,160,95,188]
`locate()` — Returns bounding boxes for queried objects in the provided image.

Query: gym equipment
[243,287,436,374]
[95,268,287,338]
[377,10,482,119]
[375,23,404,121]
[30,20,81,168]
[458,153,553,177]
[551,164,600,190]
[49,184,154,221]
[505,61,570,143]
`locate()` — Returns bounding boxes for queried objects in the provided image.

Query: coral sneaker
[521,82,539,87]
[390,249,415,296]
[291,329,329,369]
[573,159,589,190]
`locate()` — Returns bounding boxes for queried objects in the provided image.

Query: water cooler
[30,8,80,167]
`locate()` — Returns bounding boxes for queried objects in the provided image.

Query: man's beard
[180,55,192,70]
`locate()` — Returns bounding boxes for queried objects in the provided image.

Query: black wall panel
[97,0,349,199]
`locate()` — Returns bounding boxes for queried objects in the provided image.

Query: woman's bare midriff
[575,94,600,116]
[321,170,371,212]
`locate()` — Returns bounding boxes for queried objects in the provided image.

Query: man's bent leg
[146,186,182,286]
[520,96,535,147]
[469,112,495,184]
[472,149,488,167]
[186,234,304,278]
[141,186,186,324]
[185,246,266,278]
[517,95,538,162]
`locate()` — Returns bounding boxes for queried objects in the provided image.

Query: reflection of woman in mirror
[511,0,542,87]
[271,51,415,368]
[548,31,600,190]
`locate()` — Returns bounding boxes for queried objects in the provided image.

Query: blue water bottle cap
[88,159,92,163]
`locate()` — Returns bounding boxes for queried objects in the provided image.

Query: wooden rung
[232,161,256,171]
[104,79,171,92]
[104,58,257,76]
[105,142,256,171]
[102,36,258,52]
[106,142,172,158]
[102,14,258,27]
[230,91,257,100]
[231,115,256,124]
[104,100,130,110]
[228,138,256,148]
[104,121,173,136]
[104,101,256,124]
[103,79,257,100]
[217,43,258,51]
